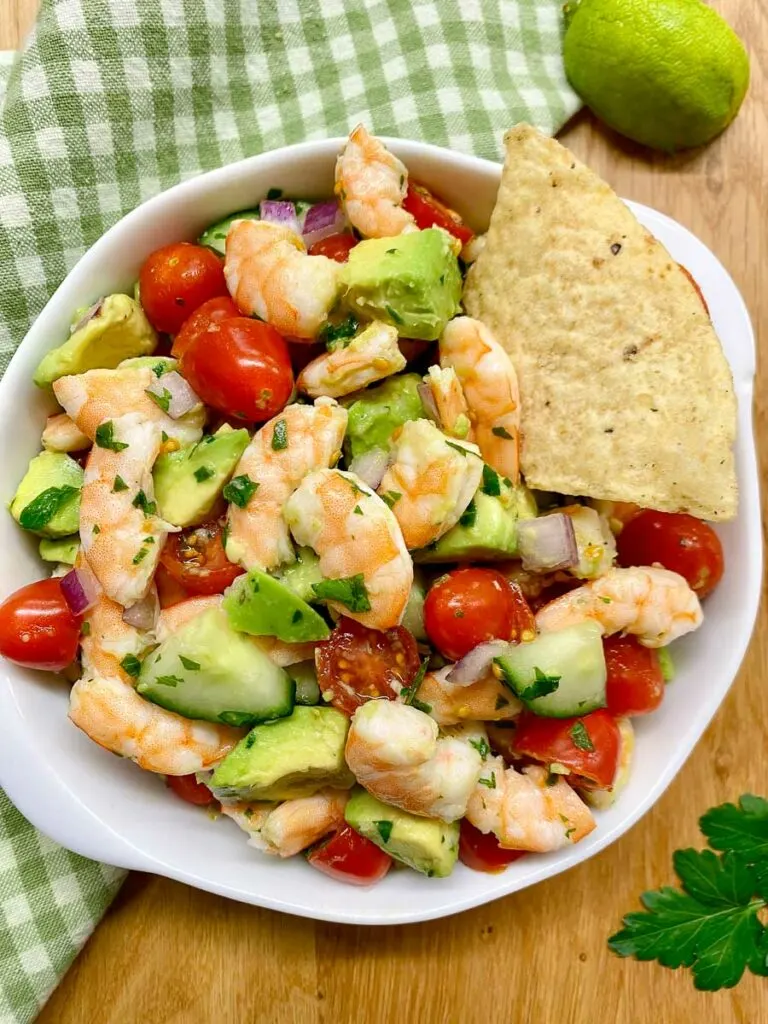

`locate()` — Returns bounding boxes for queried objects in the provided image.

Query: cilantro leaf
[112,475,128,492]
[95,421,128,451]
[18,485,79,531]
[155,674,183,687]
[312,574,371,612]
[380,490,401,509]
[132,489,157,516]
[570,720,594,751]
[119,654,141,678]
[519,666,561,702]
[146,387,172,413]
[481,464,501,496]
[402,657,430,710]
[319,314,358,351]
[194,465,214,483]
[469,737,490,760]
[223,474,258,508]
[491,425,514,440]
[700,795,768,864]
[375,820,393,844]
[179,655,201,671]
[458,499,477,528]
[271,419,288,450]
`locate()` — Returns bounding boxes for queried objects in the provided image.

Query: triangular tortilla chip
[464,124,737,521]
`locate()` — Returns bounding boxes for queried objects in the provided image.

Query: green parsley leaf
[152,362,167,378]
[155,674,183,687]
[519,666,561,702]
[491,425,514,440]
[132,490,157,516]
[223,474,258,508]
[311,574,371,613]
[194,465,215,483]
[132,547,149,565]
[700,795,768,864]
[95,421,129,451]
[569,720,594,751]
[353,504,363,515]
[469,737,490,760]
[179,655,201,671]
[458,499,477,528]
[380,491,401,509]
[481,464,501,496]
[80,621,91,636]
[112,475,128,492]
[478,772,496,789]
[92,524,100,535]
[385,304,404,325]
[319,314,358,351]
[271,419,288,450]
[445,440,469,456]
[266,187,282,200]
[18,485,79,531]
[291,609,303,624]
[402,657,430,709]
[120,654,142,678]
[146,387,172,413]
[375,820,393,844]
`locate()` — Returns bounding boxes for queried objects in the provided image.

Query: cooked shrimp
[334,124,416,238]
[417,666,522,727]
[225,398,347,572]
[69,673,242,775]
[41,413,90,453]
[423,365,473,440]
[345,700,483,822]
[79,587,150,680]
[439,316,521,483]
[377,420,482,550]
[535,566,702,648]
[297,322,405,398]
[156,595,316,667]
[79,413,174,607]
[221,789,348,857]
[53,368,204,446]
[284,468,413,630]
[224,219,340,340]
[465,759,595,852]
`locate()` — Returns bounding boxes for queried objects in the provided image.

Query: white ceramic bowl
[0,139,761,925]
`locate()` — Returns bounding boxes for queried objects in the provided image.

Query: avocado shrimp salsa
[0,126,724,885]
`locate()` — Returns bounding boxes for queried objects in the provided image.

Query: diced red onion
[122,587,159,630]
[517,514,579,573]
[446,640,512,686]
[349,449,391,490]
[301,201,346,248]
[70,300,103,335]
[417,381,440,423]
[147,371,201,419]
[259,199,300,235]
[60,567,102,616]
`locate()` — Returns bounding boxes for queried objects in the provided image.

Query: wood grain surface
[3,3,767,1022]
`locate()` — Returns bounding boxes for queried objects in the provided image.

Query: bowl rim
[0,137,761,925]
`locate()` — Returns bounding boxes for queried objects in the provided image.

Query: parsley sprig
[609,794,768,990]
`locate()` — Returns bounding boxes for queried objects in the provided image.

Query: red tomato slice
[154,563,191,609]
[166,774,216,806]
[307,232,358,262]
[180,316,294,423]
[0,578,82,672]
[160,518,244,597]
[678,264,710,315]
[604,635,664,717]
[512,710,620,789]
[616,509,724,598]
[307,825,392,885]
[423,568,535,661]
[459,819,527,873]
[171,295,240,358]
[139,242,228,335]
[402,182,474,245]
[315,617,420,716]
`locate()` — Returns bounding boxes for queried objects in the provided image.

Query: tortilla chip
[464,124,737,521]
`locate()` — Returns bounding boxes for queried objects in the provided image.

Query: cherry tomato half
[616,510,724,599]
[512,709,620,789]
[315,617,420,716]
[307,825,392,885]
[139,242,228,335]
[307,232,358,263]
[171,295,240,359]
[0,578,82,672]
[154,563,191,609]
[458,819,527,873]
[604,635,664,717]
[423,568,535,662]
[166,773,216,806]
[180,317,294,422]
[678,264,710,315]
[402,182,474,245]
[160,518,244,597]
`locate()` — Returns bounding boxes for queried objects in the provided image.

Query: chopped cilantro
[385,304,404,325]
[481,464,501,496]
[80,621,91,636]
[120,654,142,678]
[375,820,393,844]
[469,737,490,760]
[179,655,201,671]
[458,499,477,528]
[146,387,172,413]
[223,474,258,508]
[132,490,157,516]
[112,475,128,492]
[194,465,215,483]
[266,187,283,200]
[492,425,514,440]
[402,657,430,711]
[380,490,401,508]
[445,440,470,456]
[478,773,496,789]
[312,574,371,613]
[291,609,303,624]
[353,504,363,515]
[319,314,358,351]
[92,524,100,535]
[132,547,149,565]
[155,674,183,687]
[95,421,129,451]
[271,419,288,450]
[570,720,594,751]
[152,362,167,378]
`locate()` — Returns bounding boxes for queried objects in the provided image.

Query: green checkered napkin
[0,1,579,1019]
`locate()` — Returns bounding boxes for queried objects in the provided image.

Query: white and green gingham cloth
[0,1,580,1019]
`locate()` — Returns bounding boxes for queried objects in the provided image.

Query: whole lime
[563,0,750,151]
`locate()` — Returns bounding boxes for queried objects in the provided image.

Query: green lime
[563,0,750,152]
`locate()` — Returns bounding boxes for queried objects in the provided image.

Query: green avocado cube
[9,451,83,538]
[342,372,424,461]
[273,547,324,604]
[39,535,80,565]
[153,427,250,528]
[340,228,462,341]
[344,788,459,878]
[223,570,330,643]
[209,706,354,801]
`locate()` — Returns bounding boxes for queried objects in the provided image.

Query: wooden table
[3,2,767,1021]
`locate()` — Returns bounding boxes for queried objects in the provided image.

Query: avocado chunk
[273,547,324,604]
[344,788,459,878]
[340,228,462,341]
[9,451,83,538]
[342,372,424,461]
[415,477,537,563]
[493,621,607,718]
[223,569,330,643]
[209,706,354,801]
[136,606,294,726]
[39,535,80,564]
[198,208,260,254]
[289,661,321,706]
[401,568,428,641]
[33,294,157,387]
[153,426,250,528]
[118,355,178,376]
